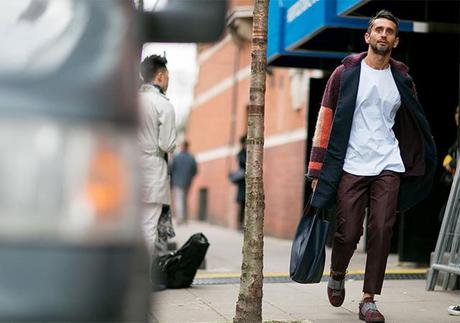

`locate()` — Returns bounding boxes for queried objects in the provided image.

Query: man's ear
[393,36,399,48]
[364,32,370,45]
[156,71,164,83]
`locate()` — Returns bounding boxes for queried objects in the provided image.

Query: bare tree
[233,0,269,322]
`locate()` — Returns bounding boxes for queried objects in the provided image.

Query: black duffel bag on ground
[156,232,209,289]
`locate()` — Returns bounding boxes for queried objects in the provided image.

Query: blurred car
[0,0,226,322]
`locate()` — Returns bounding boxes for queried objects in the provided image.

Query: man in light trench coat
[138,54,176,257]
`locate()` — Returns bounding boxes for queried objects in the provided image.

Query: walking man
[307,10,436,322]
[138,54,176,256]
[171,141,198,224]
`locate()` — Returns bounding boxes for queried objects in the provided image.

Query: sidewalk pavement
[150,220,460,323]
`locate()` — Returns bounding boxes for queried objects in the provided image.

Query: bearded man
[308,10,436,323]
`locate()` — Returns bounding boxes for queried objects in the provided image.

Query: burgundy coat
[307,52,436,211]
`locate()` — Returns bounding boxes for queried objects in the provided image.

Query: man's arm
[307,66,343,189]
[170,155,177,174]
[158,101,177,154]
[192,157,198,177]
[308,106,334,179]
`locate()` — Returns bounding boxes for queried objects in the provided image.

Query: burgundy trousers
[331,170,400,295]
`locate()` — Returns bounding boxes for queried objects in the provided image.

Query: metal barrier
[426,166,460,290]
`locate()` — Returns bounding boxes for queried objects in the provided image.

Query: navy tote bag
[289,199,329,284]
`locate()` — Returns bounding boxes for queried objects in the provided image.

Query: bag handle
[303,193,325,220]
[302,194,313,217]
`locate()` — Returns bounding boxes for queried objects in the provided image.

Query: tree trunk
[233,1,268,322]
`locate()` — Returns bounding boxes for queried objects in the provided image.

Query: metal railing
[426,162,460,290]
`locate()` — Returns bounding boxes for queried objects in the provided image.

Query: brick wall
[188,156,239,228]
[263,140,305,239]
[185,11,312,238]
[187,139,306,238]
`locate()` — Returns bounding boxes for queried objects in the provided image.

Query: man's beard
[370,42,391,56]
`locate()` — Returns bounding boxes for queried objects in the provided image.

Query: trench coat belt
[143,149,165,158]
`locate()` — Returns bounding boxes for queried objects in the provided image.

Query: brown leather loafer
[359,300,385,323]
[327,276,345,307]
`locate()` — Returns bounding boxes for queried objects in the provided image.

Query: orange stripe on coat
[308,161,322,170]
[312,106,333,149]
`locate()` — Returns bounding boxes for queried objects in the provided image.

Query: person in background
[171,141,198,224]
[307,10,436,323]
[138,54,176,260]
[443,105,460,317]
[441,105,459,188]
[439,105,459,221]
[236,134,247,230]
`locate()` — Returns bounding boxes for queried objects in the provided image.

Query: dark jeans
[331,170,400,294]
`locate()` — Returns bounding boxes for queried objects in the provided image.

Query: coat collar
[139,83,170,100]
[342,52,409,76]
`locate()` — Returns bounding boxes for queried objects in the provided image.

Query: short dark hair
[140,54,168,83]
[367,10,399,34]
[182,141,189,150]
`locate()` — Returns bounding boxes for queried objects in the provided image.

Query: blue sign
[336,0,365,16]
[268,0,349,66]
[267,0,413,67]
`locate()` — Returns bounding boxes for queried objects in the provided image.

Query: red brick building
[185,1,322,238]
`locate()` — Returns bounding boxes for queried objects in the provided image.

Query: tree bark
[233,1,268,322]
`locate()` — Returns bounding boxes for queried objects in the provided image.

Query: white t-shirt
[342,60,405,176]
